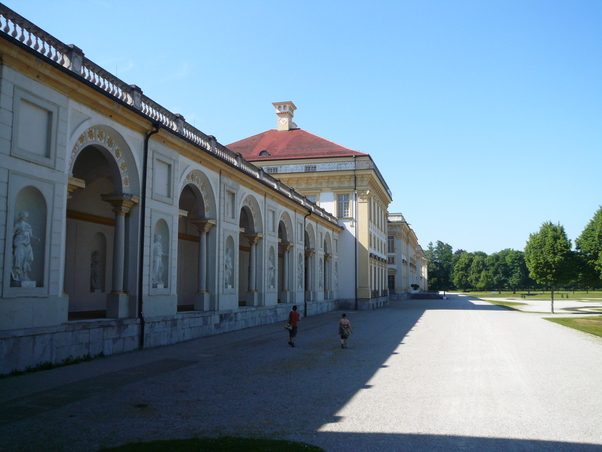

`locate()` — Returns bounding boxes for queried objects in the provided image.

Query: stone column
[279,242,293,303]
[324,253,331,298]
[305,248,315,301]
[101,193,139,318]
[245,233,261,306]
[191,219,216,310]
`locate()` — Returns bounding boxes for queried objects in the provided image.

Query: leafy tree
[453,252,473,291]
[505,250,530,293]
[524,222,575,313]
[575,206,602,288]
[486,251,510,291]
[468,252,487,289]
[425,241,454,292]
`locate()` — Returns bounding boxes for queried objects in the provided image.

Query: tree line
[424,206,602,300]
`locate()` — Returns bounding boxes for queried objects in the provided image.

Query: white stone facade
[0,7,341,373]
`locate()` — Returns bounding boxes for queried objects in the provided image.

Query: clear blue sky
[6,0,601,255]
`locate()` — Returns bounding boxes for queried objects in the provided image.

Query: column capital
[67,177,86,199]
[191,218,216,234]
[357,190,371,202]
[244,233,262,245]
[279,241,294,252]
[101,193,139,214]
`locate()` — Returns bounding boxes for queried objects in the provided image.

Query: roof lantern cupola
[273,101,297,131]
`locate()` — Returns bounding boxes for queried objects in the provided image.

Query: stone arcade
[0,6,342,373]
[0,5,427,374]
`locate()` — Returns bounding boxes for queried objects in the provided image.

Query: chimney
[273,101,297,131]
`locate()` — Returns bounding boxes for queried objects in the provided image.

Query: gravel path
[1,294,602,452]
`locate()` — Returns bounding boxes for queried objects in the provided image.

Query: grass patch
[98,437,326,452]
[458,291,602,301]
[546,315,602,339]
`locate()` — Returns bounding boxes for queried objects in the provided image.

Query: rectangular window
[337,194,350,218]
[388,235,395,253]
[155,159,171,197]
[306,195,317,203]
[304,165,317,172]
[226,191,235,219]
[18,99,51,157]
[266,166,278,174]
[269,209,276,232]
[388,256,395,264]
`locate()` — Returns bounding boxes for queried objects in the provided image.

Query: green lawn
[545,316,602,339]
[98,437,326,452]
[456,291,602,301]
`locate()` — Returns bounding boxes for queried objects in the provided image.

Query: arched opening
[304,225,315,302]
[277,220,291,303]
[177,184,204,310]
[238,206,254,306]
[66,145,118,320]
[178,171,217,311]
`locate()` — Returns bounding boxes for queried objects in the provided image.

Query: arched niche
[297,252,304,291]
[225,235,235,290]
[152,219,170,289]
[89,232,107,293]
[268,246,276,290]
[10,187,47,288]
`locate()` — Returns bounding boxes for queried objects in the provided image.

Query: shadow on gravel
[1,296,598,452]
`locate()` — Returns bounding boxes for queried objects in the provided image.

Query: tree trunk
[551,285,555,314]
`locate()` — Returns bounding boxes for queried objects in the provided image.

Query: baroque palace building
[228,102,428,308]
[387,213,428,295]
[0,5,426,374]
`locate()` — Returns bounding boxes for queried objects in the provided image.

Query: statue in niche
[319,260,324,288]
[152,234,168,286]
[90,250,100,291]
[11,211,40,282]
[224,246,233,287]
[297,254,304,289]
[268,252,276,289]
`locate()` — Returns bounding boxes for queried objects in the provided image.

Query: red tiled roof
[226,129,368,161]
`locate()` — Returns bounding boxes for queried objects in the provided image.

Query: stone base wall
[389,293,410,301]
[337,297,389,311]
[0,300,341,374]
[0,319,141,374]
